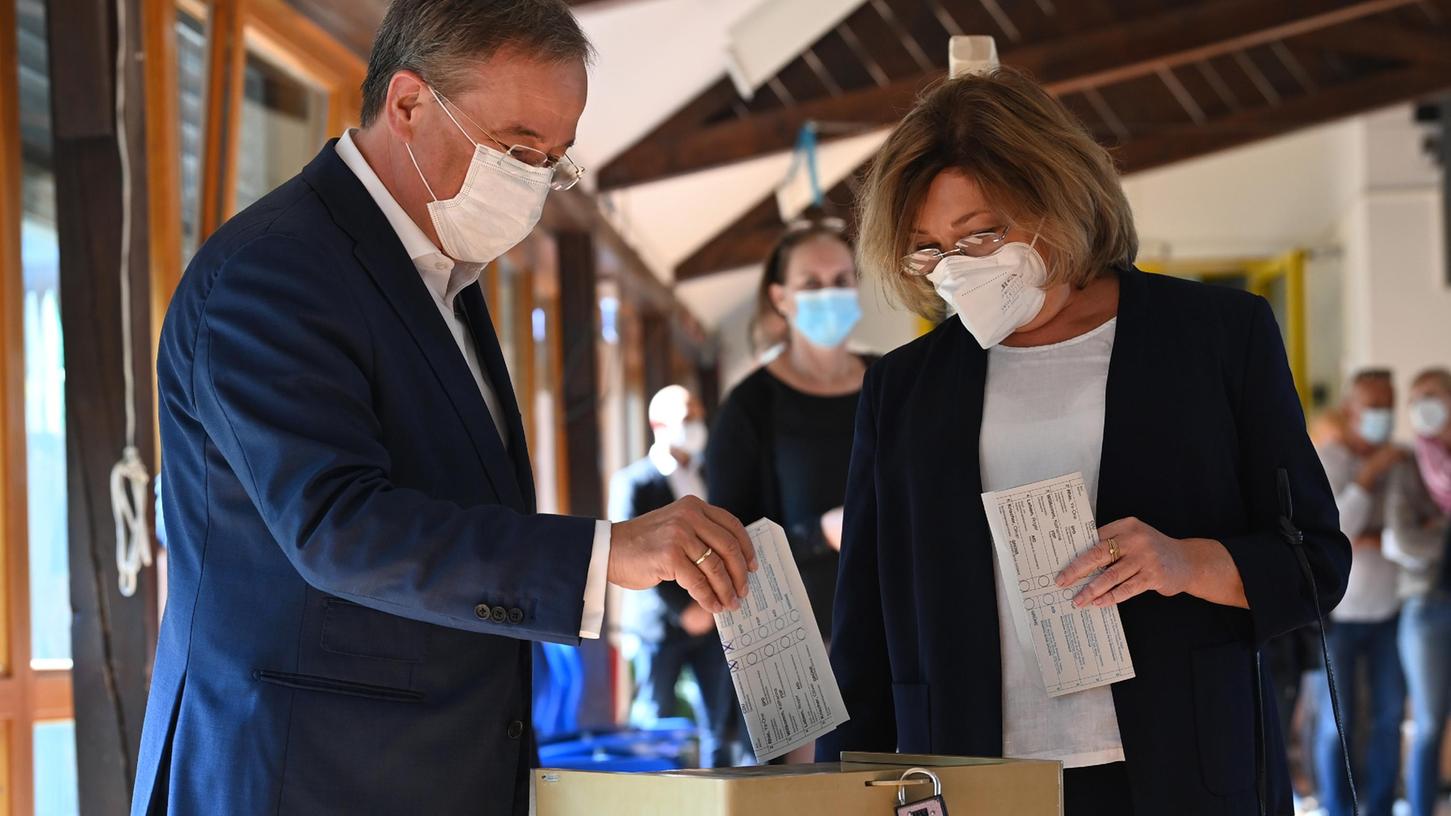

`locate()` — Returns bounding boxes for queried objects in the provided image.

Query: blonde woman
[816,68,1350,815]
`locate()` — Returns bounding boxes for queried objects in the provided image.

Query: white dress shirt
[980,317,1125,769]
[649,443,706,502]
[336,131,610,639]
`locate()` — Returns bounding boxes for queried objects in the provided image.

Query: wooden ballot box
[534,753,1062,816]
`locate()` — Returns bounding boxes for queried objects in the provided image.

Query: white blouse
[979,317,1124,768]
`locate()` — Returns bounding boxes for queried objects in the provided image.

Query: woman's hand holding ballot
[1056,516,1250,610]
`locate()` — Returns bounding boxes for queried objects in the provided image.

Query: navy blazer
[817,268,1350,815]
[132,143,597,816]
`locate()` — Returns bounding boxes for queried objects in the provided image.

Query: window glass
[17,0,70,667]
[35,720,80,816]
[176,11,205,264]
[234,53,328,211]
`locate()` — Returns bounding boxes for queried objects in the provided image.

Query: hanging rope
[111,0,152,597]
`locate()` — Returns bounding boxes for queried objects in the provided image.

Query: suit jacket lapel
[302,143,524,508]
[458,283,537,513]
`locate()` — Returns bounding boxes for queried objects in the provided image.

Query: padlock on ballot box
[893,767,949,816]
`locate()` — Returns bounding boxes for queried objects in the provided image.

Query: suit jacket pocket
[321,598,427,663]
[254,669,424,703]
[892,682,931,753]
[1191,641,1255,795]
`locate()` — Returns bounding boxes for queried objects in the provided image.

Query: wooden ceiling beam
[1293,19,1451,69]
[675,176,858,281]
[675,56,1451,281]
[1113,62,1451,174]
[598,0,1419,191]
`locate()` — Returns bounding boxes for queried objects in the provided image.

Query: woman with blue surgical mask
[706,222,869,763]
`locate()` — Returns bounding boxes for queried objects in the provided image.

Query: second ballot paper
[713,519,849,763]
[982,472,1136,696]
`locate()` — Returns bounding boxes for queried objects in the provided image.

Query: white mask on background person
[926,238,1049,349]
[1410,398,1450,438]
[669,420,708,458]
[404,88,553,264]
[1358,408,1394,445]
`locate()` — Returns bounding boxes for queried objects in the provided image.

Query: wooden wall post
[45,0,157,811]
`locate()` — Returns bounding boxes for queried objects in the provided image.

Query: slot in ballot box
[534,752,1062,816]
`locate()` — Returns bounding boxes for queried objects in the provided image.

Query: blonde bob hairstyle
[857,66,1138,321]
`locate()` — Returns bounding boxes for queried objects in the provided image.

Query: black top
[707,362,868,639]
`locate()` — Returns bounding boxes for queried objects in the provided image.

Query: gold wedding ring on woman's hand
[1107,537,1121,564]
[694,547,715,566]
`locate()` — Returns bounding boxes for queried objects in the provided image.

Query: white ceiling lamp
[948,35,999,78]
[725,0,866,99]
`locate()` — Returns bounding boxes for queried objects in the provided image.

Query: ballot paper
[714,519,849,763]
[982,473,1135,697]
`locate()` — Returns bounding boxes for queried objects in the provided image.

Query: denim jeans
[1315,616,1405,816]
[1400,596,1451,816]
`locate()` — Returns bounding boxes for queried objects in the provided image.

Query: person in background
[707,221,868,763]
[1386,367,1451,816]
[609,385,740,767]
[1313,369,1406,816]
[819,67,1349,815]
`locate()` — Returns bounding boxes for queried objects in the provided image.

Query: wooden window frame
[1,1,79,813]
[170,0,365,246]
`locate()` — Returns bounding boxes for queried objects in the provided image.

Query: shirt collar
[335,130,483,310]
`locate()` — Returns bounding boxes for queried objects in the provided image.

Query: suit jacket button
[491,606,507,624]
[474,603,491,620]
[507,720,524,739]
[508,608,524,625]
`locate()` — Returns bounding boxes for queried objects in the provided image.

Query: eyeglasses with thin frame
[902,223,1013,277]
[431,88,585,191]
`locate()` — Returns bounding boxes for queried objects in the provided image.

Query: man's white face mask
[404,87,554,265]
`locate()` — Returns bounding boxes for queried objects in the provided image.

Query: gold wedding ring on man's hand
[693,547,715,566]
[1107,537,1121,564]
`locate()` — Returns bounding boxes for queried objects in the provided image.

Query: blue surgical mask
[1358,408,1394,445]
[791,288,861,349]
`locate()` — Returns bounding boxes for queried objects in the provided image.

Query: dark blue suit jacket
[817,268,1350,815]
[132,143,597,815]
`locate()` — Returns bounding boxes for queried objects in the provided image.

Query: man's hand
[680,603,716,637]
[608,496,758,613]
[1356,445,1406,490]
[1353,533,1383,551]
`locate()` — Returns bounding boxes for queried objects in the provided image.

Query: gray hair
[360,0,594,127]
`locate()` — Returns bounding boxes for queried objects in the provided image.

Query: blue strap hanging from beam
[780,121,824,209]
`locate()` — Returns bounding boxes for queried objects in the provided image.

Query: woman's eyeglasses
[902,224,1012,277]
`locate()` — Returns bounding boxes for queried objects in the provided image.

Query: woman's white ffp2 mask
[926,238,1049,349]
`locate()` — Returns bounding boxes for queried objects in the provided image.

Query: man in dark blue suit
[609,386,743,767]
[132,2,755,814]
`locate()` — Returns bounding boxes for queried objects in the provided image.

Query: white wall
[1336,107,1450,435]
[1119,104,1448,422]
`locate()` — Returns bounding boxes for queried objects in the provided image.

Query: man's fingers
[702,503,757,571]
[691,543,740,610]
[673,549,723,613]
[691,516,750,598]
